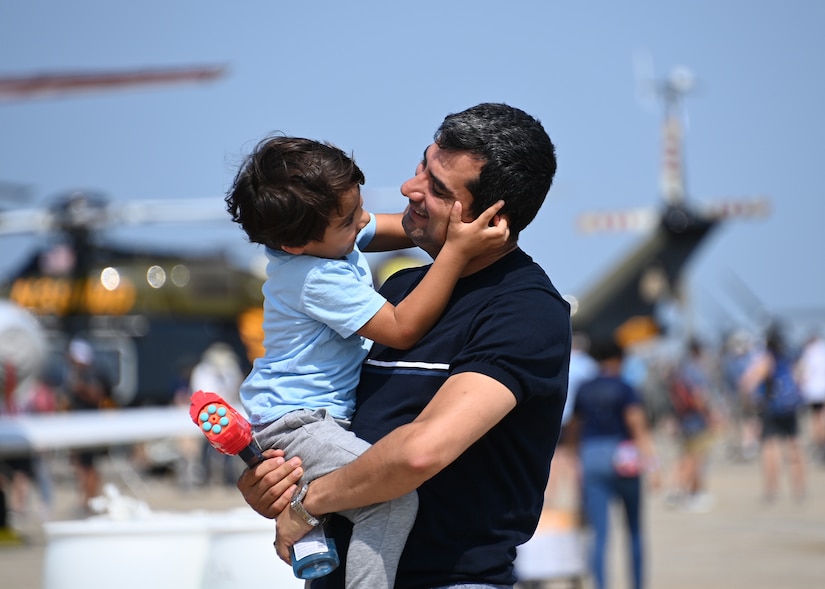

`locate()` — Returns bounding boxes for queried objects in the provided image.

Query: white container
[201,508,304,588]
[43,508,305,589]
[43,513,211,589]
[515,528,586,582]
[514,509,586,583]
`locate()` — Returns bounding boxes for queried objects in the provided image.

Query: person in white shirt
[798,333,825,461]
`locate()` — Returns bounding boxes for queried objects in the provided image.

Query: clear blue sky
[2,1,823,344]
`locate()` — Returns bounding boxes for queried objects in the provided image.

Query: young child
[225,135,509,588]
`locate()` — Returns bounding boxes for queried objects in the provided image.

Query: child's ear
[280,245,305,255]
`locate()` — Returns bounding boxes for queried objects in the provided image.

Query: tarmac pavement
[1,433,824,589]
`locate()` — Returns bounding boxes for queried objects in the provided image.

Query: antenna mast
[658,67,694,206]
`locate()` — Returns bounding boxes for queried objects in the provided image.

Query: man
[238,103,571,588]
[61,338,113,512]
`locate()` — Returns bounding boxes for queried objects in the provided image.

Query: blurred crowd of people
[1,336,114,529]
[1,336,246,533]
[544,324,825,589]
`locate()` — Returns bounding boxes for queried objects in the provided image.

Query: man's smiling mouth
[408,206,427,218]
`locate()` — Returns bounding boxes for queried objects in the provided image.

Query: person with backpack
[740,327,806,502]
[664,339,716,512]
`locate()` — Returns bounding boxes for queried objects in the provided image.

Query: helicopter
[0,63,264,408]
[0,190,265,406]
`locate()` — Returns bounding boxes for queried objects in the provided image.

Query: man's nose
[401,174,425,201]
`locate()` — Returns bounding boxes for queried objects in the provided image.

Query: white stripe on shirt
[364,359,450,371]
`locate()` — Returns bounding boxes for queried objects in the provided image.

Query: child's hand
[444,199,510,257]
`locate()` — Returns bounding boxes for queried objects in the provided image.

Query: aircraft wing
[0,406,200,458]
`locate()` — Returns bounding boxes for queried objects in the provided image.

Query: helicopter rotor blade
[698,197,771,221]
[0,208,56,236]
[0,196,228,238]
[577,207,659,234]
[111,198,228,226]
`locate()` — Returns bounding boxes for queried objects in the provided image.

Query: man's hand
[274,491,315,565]
[236,449,304,518]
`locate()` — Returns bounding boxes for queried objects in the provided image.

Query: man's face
[400,143,483,257]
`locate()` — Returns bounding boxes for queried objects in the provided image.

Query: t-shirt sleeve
[300,260,386,339]
[622,380,643,408]
[450,289,571,404]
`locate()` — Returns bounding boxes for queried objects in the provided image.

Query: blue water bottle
[289,482,339,579]
[290,525,340,579]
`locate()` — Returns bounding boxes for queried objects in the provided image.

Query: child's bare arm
[364,213,415,252]
[358,200,509,349]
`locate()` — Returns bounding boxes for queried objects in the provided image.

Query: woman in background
[572,339,660,589]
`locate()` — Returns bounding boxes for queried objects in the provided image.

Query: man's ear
[490,212,508,228]
[280,244,305,255]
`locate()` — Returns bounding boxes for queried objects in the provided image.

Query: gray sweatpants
[254,408,418,589]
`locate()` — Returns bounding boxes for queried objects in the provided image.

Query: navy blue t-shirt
[315,248,571,589]
[574,374,640,441]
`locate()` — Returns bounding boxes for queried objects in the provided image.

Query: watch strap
[290,482,326,527]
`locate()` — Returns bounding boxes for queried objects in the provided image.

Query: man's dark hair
[765,324,788,358]
[225,135,365,250]
[435,103,557,238]
[590,338,625,363]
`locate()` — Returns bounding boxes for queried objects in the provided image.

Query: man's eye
[432,185,448,199]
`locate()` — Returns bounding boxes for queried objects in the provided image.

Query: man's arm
[739,352,771,396]
[624,404,662,489]
[272,371,517,561]
[315,371,515,509]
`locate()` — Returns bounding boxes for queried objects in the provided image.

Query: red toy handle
[189,390,264,465]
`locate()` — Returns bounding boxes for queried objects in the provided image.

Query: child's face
[300,186,369,259]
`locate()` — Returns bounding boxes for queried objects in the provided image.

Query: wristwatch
[290,482,327,527]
